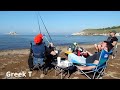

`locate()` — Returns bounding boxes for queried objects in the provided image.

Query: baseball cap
[34,34,43,44]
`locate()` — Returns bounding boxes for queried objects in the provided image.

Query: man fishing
[28,12,59,72]
[28,33,57,71]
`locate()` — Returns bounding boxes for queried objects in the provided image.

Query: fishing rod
[37,13,41,34]
[37,12,59,51]
[43,34,50,43]
[38,12,53,42]
[36,12,51,45]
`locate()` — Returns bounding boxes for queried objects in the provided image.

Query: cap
[34,34,43,44]
[37,34,43,38]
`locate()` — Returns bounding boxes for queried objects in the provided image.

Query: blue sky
[0,11,120,35]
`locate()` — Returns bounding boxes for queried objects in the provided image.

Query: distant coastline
[72,25,120,36]
[72,32,120,36]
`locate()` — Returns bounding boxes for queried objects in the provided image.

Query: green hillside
[81,26,120,35]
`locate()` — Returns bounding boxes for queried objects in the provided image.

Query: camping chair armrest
[85,63,97,66]
[73,63,97,66]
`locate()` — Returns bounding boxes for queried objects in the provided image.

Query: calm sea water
[0,35,120,50]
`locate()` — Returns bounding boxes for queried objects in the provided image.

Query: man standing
[107,30,118,47]
[94,30,118,52]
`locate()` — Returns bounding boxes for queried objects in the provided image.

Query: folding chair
[29,42,46,72]
[32,57,45,71]
[73,49,111,79]
[32,56,57,75]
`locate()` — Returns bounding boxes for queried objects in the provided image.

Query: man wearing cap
[28,34,46,71]
[28,34,57,71]
[94,30,118,52]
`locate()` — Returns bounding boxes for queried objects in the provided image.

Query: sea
[0,35,120,50]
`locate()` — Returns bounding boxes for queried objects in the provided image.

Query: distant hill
[72,25,120,36]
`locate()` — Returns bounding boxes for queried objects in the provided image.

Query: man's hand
[49,43,54,47]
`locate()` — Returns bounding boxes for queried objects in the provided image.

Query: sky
[0,11,120,35]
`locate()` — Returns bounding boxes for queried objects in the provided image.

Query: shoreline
[1,42,120,55]
[0,44,94,56]
[0,43,94,51]
[0,42,120,51]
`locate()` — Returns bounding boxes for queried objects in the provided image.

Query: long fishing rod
[36,12,50,45]
[38,13,53,42]
[37,13,41,34]
[43,35,50,43]
[37,12,58,50]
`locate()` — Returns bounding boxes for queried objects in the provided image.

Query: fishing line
[36,13,41,34]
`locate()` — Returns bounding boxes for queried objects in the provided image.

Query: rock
[72,77,79,79]
[40,74,45,79]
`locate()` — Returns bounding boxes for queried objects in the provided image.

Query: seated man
[94,30,118,52]
[31,34,46,68]
[28,33,57,71]
[68,41,113,70]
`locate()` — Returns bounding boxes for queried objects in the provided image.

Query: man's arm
[85,51,93,56]
[50,51,57,56]
[112,41,117,47]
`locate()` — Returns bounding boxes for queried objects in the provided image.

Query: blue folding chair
[72,49,111,79]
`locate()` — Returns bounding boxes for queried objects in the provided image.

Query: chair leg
[55,69,57,76]
[80,70,92,79]
[60,69,62,79]
[67,70,70,78]
[96,69,105,79]
[55,66,59,76]
[93,72,96,79]
[55,67,62,79]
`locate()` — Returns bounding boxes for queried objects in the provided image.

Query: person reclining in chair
[68,41,113,70]
[29,34,57,71]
